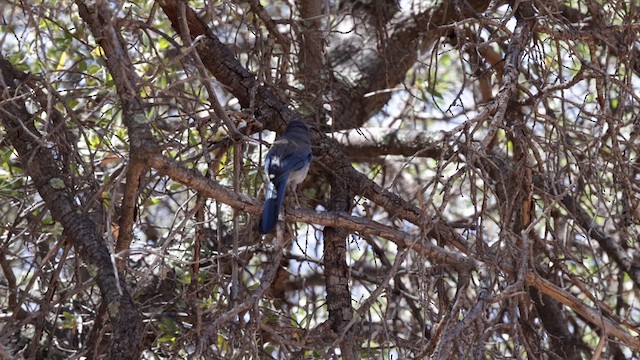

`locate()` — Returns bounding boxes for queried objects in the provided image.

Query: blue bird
[259,120,312,234]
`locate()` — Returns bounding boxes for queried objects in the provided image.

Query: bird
[258,120,312,234]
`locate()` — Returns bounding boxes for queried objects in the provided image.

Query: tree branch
[323,172,357,356]
[332,127,444,158]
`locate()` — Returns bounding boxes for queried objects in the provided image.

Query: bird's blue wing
[265,146,311,184]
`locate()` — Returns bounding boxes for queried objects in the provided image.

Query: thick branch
[293,0,327,118]
[333,127,443,158]
[324,172,357,356]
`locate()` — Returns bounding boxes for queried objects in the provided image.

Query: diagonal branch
[145,153,470,267]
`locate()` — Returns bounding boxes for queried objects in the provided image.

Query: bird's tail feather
[258,175,289,234]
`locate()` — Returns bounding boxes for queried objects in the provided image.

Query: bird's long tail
[259,175,289,234]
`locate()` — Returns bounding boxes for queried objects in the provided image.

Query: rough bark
[323,167,357,357]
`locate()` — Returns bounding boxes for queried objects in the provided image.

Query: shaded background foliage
[1,0,639,359]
